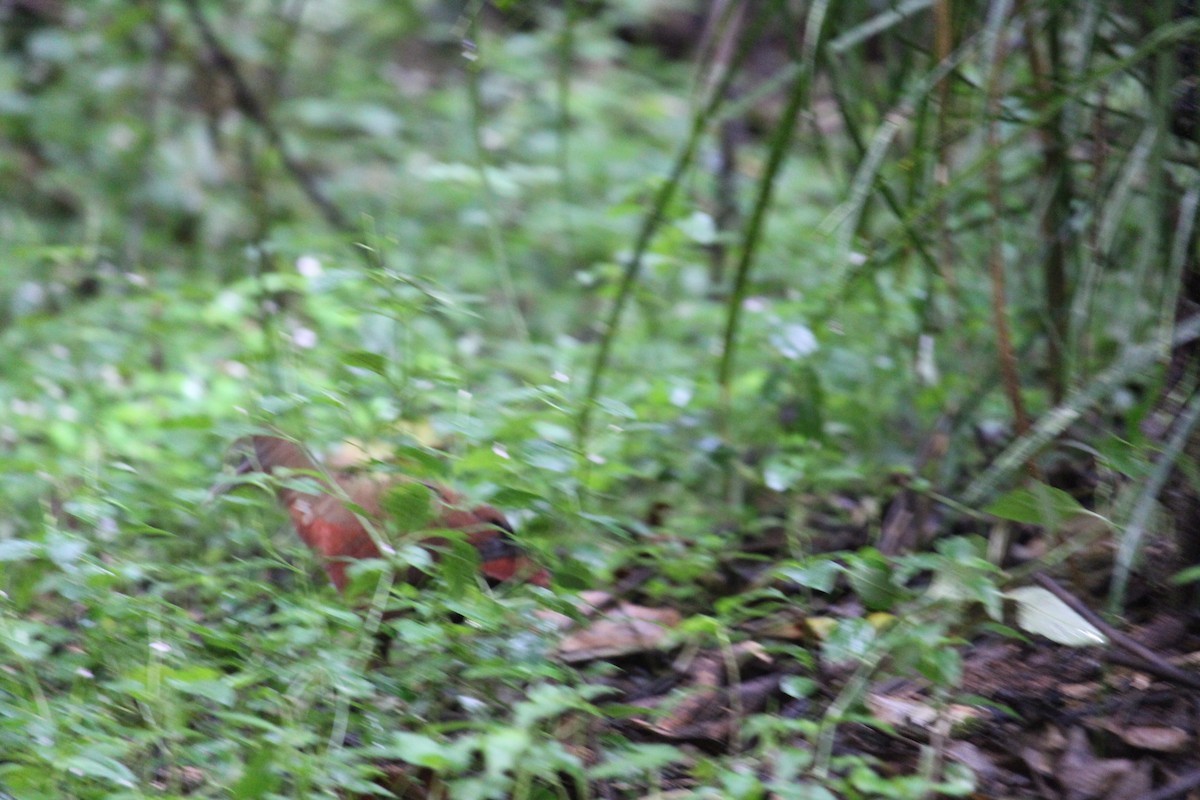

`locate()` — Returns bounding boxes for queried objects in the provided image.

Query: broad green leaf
[441,537,480,595]
[778,558,842,593]
[341,350,388,376]
[383,732,456,770]
[482,728,530,779]
[60,754,136,788]
[381,482,436,533]
[984,483,1087,527]
[231,746,280,800]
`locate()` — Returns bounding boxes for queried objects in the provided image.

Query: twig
[1032,574,1200,691]
[576,11,758,453]
[180,0,351,232]
[983,1,1032,444]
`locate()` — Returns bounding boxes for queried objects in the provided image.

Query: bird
[230,434,550,595]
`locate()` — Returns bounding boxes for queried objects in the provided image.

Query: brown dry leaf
[1100,722,1190,753]
[645,684,726,738]
[864,692,979,733]
[1022,743,1055,777]
[738,608,810,641]
[558,603,682,663]
[1058,727,1135,800]
[1103,760,1153,800]
[632,673,783,745]
[1059,681,1102,700]
[673,642,771,683]
[1175,648,1200,667]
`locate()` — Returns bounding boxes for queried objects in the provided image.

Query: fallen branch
[1033,573,1200,691]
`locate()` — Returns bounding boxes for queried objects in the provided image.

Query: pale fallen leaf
[558,604,682,663]
[1101,722,1190,753]
[1006,586,1108,647]
[864,693,979,732]
[1058,727,1134,800]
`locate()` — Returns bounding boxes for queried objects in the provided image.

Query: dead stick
[1033,574,1200,691]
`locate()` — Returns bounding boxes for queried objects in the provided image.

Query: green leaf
[984,483,1087,527]
[722,769,766,800]
[778,557,842,593]
[588,744,687,779]
[845,549,902,611]
[391,445,450,479]
[231,746,280,800]
[382,732,461,770]
[341,350,388,376]
[487,487,544,508]
[441,537,480,595]
[1170,564,1200,585]
[822,618,877,663]
[482,728,530,779]
[381,482,436,533]
[918,646,962,686]
[60,754,136,788]
[552,557,593,591]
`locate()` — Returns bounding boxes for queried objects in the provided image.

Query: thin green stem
[556,0,577,261]
[575,20,749,451]
[464,8,529,343]
[716,1,826,435]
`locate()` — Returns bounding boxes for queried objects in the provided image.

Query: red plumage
[240,435,549,591]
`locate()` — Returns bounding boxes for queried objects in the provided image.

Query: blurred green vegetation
[0,1,1196,797]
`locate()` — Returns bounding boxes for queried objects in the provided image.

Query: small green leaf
[391,445,449,479]
[918,646,962,686]
[61,754,136,788]
[1170,564,1200,585]
[341,350,388,376]
[552,557,592,591]
[588,744,687,779]
[381,482,436,533]
[845,549,902,611]
[822,618,877,663]
[383,732,455,769]
[482,728,530,779]
[231,746,280,800]
[778,557,842,593]
[441,537,480,595]
[488,487,544,507]
[984,483,1087,527]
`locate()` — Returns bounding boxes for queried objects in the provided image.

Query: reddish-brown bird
[236,435,549,592]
